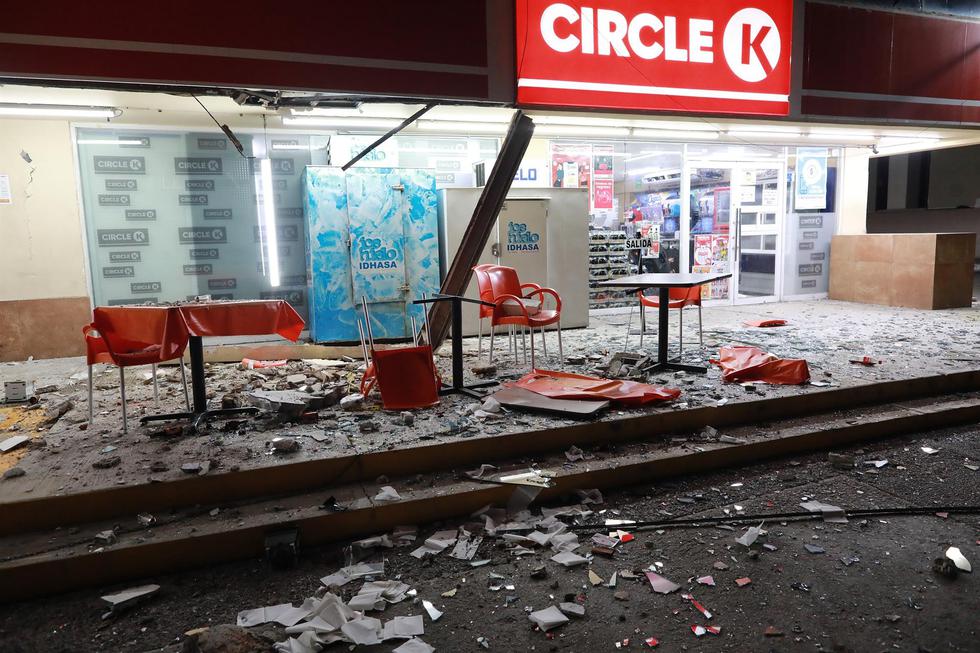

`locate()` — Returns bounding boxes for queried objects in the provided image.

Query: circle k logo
[129,158,144,171]
[207,160,220,172]
[723,8,780,82]
[133,230,147,242]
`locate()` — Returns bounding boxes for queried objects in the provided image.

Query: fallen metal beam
[428,111,535,348]
[341,103,434,170]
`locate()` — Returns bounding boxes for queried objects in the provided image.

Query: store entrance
[684,161,786,305]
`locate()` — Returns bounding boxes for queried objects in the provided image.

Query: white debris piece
[528,605,570,632]
[736,523,765,547]
[273,632,320,653]
[558,602,586,617]
[349,580,411,611]
[100,584,160,612]
[304,593,359,629]
[946,546,971,573]
[411,530,458,559]
[421,600,443,622]
[394,638,436,653]
[375,485,402,502]
[382,615,425,640]
[320,561,385,588]
[352,534,394,550]
[0,435,30,453]
[449,533,483,560]
[237,604,295,627]
[341,616,383,645]
[551,551,589,567]
[800,500,848,523]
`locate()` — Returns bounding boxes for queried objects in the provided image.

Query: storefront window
[783,148,840,296]
[77,128,498,317]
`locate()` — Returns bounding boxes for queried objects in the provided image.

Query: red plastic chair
[482,265,562,369]
[472,264,497,359]
[84,319,190,433]
[636,286,703,356]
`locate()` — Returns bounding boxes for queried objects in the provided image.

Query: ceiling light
[631,120,719,132]
[416,120,508,134]
[0,103,119,118]
[728,130,801,139]
[76,139,145,146]
[805,132,874,142]
[531,115,629,127]
[536,125,630,137]
[632,128,718,140]
[282,116,402,129]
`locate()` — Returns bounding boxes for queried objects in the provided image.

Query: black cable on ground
[562,505,980,532]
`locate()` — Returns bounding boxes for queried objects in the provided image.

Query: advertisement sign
[516,0,793,116]
[512,159,548,187]
[592,144,615,210]
[550,143,591,189]
[795,147,828,210]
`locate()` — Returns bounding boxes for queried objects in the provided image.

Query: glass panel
[783,148,840,295]
[741,235,762,250]
[77,127,312,320]
[763,234,777,250]
[621,143,684,275]
[688,166,732,300]
[735,166,780,299]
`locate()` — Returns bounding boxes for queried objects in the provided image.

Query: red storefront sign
[516,0,793,116]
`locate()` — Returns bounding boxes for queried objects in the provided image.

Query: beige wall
[837,147,870,235]
[0,119,88,301]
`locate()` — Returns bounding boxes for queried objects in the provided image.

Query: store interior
[3,84,980,346]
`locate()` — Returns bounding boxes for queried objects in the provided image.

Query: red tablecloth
[94,301,305,358]
[178,300,304,341]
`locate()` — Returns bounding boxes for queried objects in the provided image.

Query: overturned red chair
[357,298,440,410]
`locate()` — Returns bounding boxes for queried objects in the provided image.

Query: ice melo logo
[507,221,540,251]
[358,237,400,270]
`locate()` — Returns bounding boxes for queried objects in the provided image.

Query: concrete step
[2,390,978,601]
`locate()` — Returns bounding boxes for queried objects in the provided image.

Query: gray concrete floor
[1,298,978,503]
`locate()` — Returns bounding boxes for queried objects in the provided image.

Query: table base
[140,407,259,431]
[438,379,499,400]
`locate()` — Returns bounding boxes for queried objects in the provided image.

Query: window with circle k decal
[516,0,793,116]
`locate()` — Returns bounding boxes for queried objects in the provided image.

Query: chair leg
[88,364,94,426]
[638,304,644,348]
[489,324,496,363]
[557,321,564,365]
[179,361,191,411]
[698,304,704,348]
[624,304,634,351]
[119,367,128,435]
[152,363,159,408]
[477,319,483,360]
[530,328,536,370]
[541,325,549,358]
[521,325,528,364]
[679,307,684,360]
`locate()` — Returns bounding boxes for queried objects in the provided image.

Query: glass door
[685,161,785,304]
[731,164,784,303]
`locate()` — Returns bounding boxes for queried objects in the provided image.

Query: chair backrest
[472,264,496,319]
[484,265,524,300]
[81,324,113,366]
[371,345,440,409]
[672,286,702,304]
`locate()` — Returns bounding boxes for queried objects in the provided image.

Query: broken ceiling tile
[340,616,383,646]
[421,600,443,622]
[393,638,436,653]
[551,551,589,567]
[696,575,715,586]
[528,605,569,632]
[735,523,764,547]
[644,571,680,594]
[374,486,402,502]
[382,615,425,640]
[945,546,971,573]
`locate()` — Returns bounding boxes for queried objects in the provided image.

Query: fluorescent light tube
[633,128,718,140]
[77,139,145,145]
[0,104,118,118]
[282,116,402,129]
[416,120,508,134]
[728,130,801,139]
[535,125,630,137]
[256,158,280,287]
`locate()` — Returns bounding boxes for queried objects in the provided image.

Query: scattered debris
[690,624,721,637]
[828,452,855,469]
[271,437,300,454]
[764,625,784,637]
[804,544,826,554]
[735,577,752,587]
[0,434,30,452]
[945,546,971,573]
[421,600,443,622]
[93,456,121,469]
[644,571,680,594]
[375,486,402,502]
[558,602,586,618]
[2,467,26,479]
[528,605,569,632]
[920,446,940,455]
[696,575,715,586]
[735,523,764,547]
[100,584,160,616]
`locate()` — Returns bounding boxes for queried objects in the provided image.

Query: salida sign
[516,0,792,115]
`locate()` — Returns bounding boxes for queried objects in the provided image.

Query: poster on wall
[550,143,591,190]
[795,147,828,210]
[0,174,11,205]
[591,144,614,211]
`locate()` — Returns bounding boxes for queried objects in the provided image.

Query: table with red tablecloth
[93,300,304,427]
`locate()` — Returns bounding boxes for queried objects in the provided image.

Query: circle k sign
[516,0,793,116]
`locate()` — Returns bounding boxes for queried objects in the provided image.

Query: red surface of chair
[710,346,810,385]
[92,307,189,365]
[483,266,561,328]
[473,264,496,320]
[81,325,114,366]
[743,319,788,328]
[371,345,440,409]
[637,286,702,309]
[508,369,681,407]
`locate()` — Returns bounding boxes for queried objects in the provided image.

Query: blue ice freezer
[303,166,440,343]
